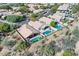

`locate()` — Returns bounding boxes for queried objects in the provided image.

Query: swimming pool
[43,29,53,36]
[54,24,62,30]
[30,35,43,42]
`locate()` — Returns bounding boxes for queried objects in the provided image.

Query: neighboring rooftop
[52,11,65,22]
[39,17,53,24]
[33,9,43,13]
[58,4,69,11]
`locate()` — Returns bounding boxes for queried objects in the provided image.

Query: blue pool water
[54,24,62,30]
[43,30,53,36]
[30,35,43,42]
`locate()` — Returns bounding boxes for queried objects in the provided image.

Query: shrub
[50,21,57,27]
[72,27,79,38]
[0,23,10,32]
[2,40,16,48]
[0,5,12,10]
[39,45,55,56]
[36,41,57,56]
[30,13,38,21]
[19,6,30,13]
[51,4,59,13]
[16,41,28,51]
[63,49,77,56]
[72,4,79,13]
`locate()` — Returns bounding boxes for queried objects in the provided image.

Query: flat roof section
[17,24,33,39]
[28,21,44,30]
[52,12,65,22]
[39,17,53,25]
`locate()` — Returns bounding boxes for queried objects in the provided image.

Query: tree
[0,23,10,32]
[5,15,24,23]
[30,13,38,21]
[51,4,59,13]
[63,49,77,56]
[72,4,79,13]
[50,21,57,27]
[19,6,30,13]
[0,5,12,10]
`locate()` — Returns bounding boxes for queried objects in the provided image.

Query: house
[17,24,33,39]
[28,4,36,11]
[33,9,43,13]
[39,17,53,25]
[28,20,56,36]
[17,24,42,43]
[13,12,22,15]
[52,12,65,22]
[28,21,44,31]
[58,4,70,13]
